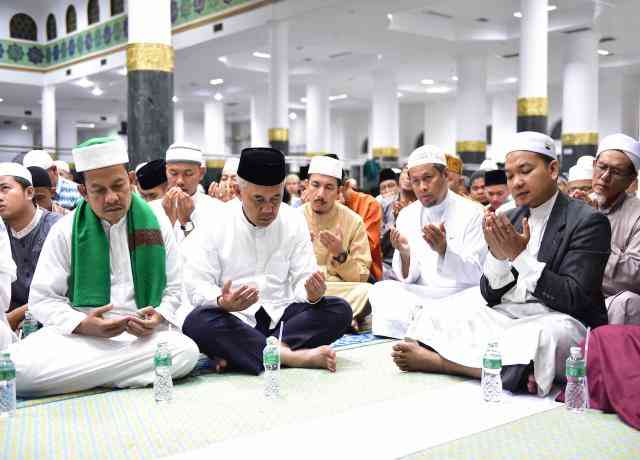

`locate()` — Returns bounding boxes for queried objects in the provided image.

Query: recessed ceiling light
[300,97,307,103]
[504,77,518,84]
[514,4,556,18]
[214,92,223,101]
[597,49,611,56]
[451,75,458,81]
[397,92,404,97]
[0,98,4,103]
[172,96,179,103]
[253,51,271,59]
[329,94,348,101]
[76,122,96,129]
[377,54,383,60]
[426,86,451,94]
[91,87,104,96]
[116,68,127,76]
[218,56,228,63]
[209,78,224,86]
[74,77,94,88]
[421,79,435,85]
[20,123,28,131]
[289,112,297,120]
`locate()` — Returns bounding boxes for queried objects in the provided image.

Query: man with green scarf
[9,137,199,397]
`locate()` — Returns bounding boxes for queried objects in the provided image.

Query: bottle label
[483,357,502,369]
[264,351,279,366]
[566,365,585,378]
[0,369,16,380]
[154,355,172,367]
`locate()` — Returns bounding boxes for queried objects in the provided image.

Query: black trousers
[183,296,352,375]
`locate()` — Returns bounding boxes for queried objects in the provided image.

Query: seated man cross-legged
[182,147,352,375]
[391,132,611,396]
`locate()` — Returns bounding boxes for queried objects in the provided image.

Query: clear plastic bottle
[21,310,39,339]
[481,341,502,403]
[153,341,173,403]
[263,336,280,399]
[565,346,587,413]
[0,352,16,417]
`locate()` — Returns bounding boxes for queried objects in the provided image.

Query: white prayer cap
[165,142,204,164]
[407,145,447,170]
[308,155,343,180]
[568,156,595,182]
[23,150,54,170]
[0,162,32,184]
[72,137,129,173]
[479,159,498,171]
[53,159,70,173]
[505,131,556,160]
[222,157,240,175]
[597,133,640,172]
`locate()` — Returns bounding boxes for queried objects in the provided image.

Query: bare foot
[351,319,361,333]
[526,373,538,394]
[281,345,337,372]
[391,340,445,373]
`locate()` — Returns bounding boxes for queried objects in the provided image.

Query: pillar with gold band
[127,0,174,166]
[269,20,289,155]
[456,53,488,171]
[305,77,331,158]
[371,69,399,160]
[561,30,599,171]
[517,0,548,134]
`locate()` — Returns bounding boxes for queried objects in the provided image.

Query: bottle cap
[266,336,278,346]
[570,346,582,359]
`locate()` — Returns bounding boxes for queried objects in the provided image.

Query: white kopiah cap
[165,142,204,164]
[222,157,240,175]
[505,131,557,160]
[407,145,447,169]
[597,133,640,173]
[72,137,129,173]
[23,150,54,170]
[53,159,70,173]
[568,155,594,182]
[0,162,32,184]
[308,155,343,180]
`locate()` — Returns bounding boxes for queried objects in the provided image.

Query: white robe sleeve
[182,226,223,309]
[0,221,16,313]
[28,217,87,335]
[289,213,319,303]
[511,250,546,295]
[391,207,422,284]
[483,252,515,289]
[154,208,182,325]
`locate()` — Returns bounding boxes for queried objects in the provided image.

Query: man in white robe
[0,181,17,351]
[370,145,487,339]
[9,138,199,397]
[182,147,352,375]
[391,132,610,396]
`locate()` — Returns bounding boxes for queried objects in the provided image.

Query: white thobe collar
[100,214,128,241]
[10,207,43,239]
[421,190,450,225]
[529,191,559,223]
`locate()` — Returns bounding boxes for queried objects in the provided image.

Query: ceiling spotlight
[514,5,556,18]
[597,49,611,56]
[253,51,271,59]
[397,92,404,97]
[387,13,393,21]
[328,94,348,101]
[377,54,383,60]
[451,75,458,81]
[421,79,435,85]
[76,122,96,129]
[91,87,104,96]
[218,56,228,63]
[300,97,307,103]
[172,96,179,103]
[0,98,4,103]
[289,112,297,120]
[214,92,224,101]
[504,77,518,84]
[75,77,94,88]
[116,68,127,76]
[20,123,28,131]
[426,86,451,94]
[209,78,224,86]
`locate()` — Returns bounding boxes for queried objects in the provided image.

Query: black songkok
[379,168,398,184]
[27,166,51,188]
[136,159,167,190]
[484,169,507,186]
[238,147,286,186]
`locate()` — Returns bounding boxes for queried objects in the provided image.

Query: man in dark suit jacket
[391,131,611,396]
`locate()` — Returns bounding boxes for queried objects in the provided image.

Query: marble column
[371,69,399,159]
[204,99,225,157]
[41,85,56,153]
[251,89,269,147]
[127,0,173,167]
[561,30,599,171]
[305,78,331,156]
[268,20,289,154]
[57,113,78,163]
[455,54,487,171]
[517,0,548,133]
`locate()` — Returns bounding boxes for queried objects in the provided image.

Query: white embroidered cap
[308,155,343,180]
[597,133,640,173]
[165,142,204,164]
[0,162,32,184]
[505,131,557,160]
[479,159,499,171]
[222,157,240,175]
[72,137,129,173]
[407,145,447,169]
[568,155,595,182]
[23,150,54,170]
[53,159,70,173]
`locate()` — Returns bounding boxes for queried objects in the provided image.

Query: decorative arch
[88,0,101,25]
[9,13,38,41]
[111,0,125,16]
[66,5,77,34]
[46,14,57,41]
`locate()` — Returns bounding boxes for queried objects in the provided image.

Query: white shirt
[484,192,559,303]
[393,191,487,289]
[0,220,16,314]
[28,203,182,334]
[183,200,318,329]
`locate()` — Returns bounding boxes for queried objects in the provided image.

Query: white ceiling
[1,0,640,126]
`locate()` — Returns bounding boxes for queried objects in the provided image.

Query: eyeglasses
[594,161,633,180]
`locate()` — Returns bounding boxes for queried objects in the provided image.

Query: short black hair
[13,176,31,190]
[433,164,446,175]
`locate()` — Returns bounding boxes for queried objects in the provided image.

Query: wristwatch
[180,221,195,232]
[333,250,348,264]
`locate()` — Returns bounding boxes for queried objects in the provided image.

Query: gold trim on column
[445,154,463,174]
[561,132,598,146]
[127,43,175,72]
[456,141,487,153]
[205,160,225,169]
[305,151,329,157]
[372,147,399,158]
[268,128,289,142]
[517,97,548,117]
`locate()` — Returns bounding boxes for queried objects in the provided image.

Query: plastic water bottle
[481,341,502,403]
[263,336,280,399]
[565,346,587,413]
[21,310,39,339]
[153,341,173,403]
[0,352,16,417]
